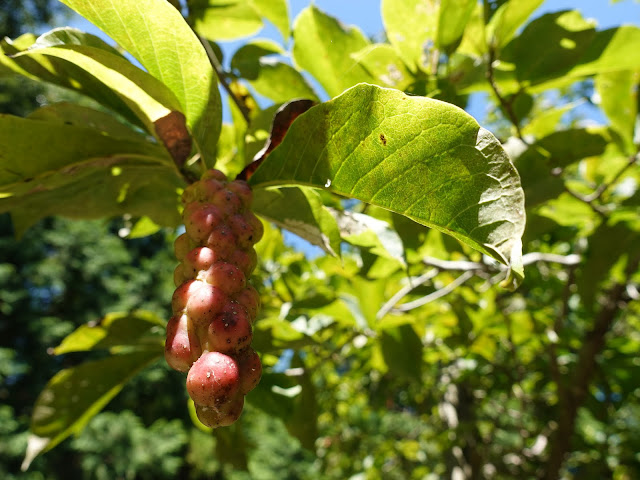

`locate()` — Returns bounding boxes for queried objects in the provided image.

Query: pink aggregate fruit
[165,169,263,427]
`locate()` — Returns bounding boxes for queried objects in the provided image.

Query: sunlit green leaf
[250,84,525,285]
[16,44,183,137]
[487,0,544,49]
[252,0,290,42]
[231,39,319,103]
[188,0,263,41]
[595,70,638,152]
[60,0,222,163]
[438,0,477,49]
[382,0,439,72]
[292,6,372,98]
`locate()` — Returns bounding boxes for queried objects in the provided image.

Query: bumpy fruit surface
[165,169,263,427]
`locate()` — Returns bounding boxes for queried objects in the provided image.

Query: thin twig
[582,153,639,203]
[393,271,475,312]
[521,253,581,266]
[196,34,251,123]
[376,268,439,319]
[564,186,608,218]
[486,46,526,142]
[423,257,485,271]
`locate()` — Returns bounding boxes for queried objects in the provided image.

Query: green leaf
[379,324,423,379]
[501,11,597,85]
[31,26,124,57]
[231,40,319,103]
[253,186,342,256]
[516,128,610,208]
[188,0,263,41]
[60,0,222,163]
[333,210,406,266]
[457,3,487,57]
[249,84,525,285]
[0,115,183,234]
[28,103,146,140]
[382,0,438,71]
[284,355,318,450]
[567,26,640,78]
[22,350,161,468]
[244,104,281,164]
[1,35,143,128]
[595,70,638,151]
[521,101,582,138]
[0,115,170,185]
[350,44,414,90]
[55,311,165,355]
[15,45,184,138]
[438,0,477,49]
[487,0,544,49]
[292,6,372,98]
[251,0,290,42]
[577,222,640,311]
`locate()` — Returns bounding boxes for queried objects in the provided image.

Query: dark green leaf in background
[23,350,161,468]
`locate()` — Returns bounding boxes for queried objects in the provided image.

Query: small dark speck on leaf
[379,133,387,146]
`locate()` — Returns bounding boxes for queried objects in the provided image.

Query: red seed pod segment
[165,169,263,428]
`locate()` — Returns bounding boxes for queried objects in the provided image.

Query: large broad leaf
[292,6,372,98]
[0,115,170,185]
[249,84,526,286]
[15,44,189,160]
[0,35,143,128]
[253,186,341,256]
[55,311,165,355]
[60,0,222,163]
[486,0,544,49]
[22,350,161,469]
[0,115,183,235]
[188,0,263,41]
[379,324,423,379]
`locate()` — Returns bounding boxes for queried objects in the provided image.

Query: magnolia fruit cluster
[165,169,263,428]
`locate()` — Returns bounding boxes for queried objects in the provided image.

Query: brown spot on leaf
[379,133,387,146]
